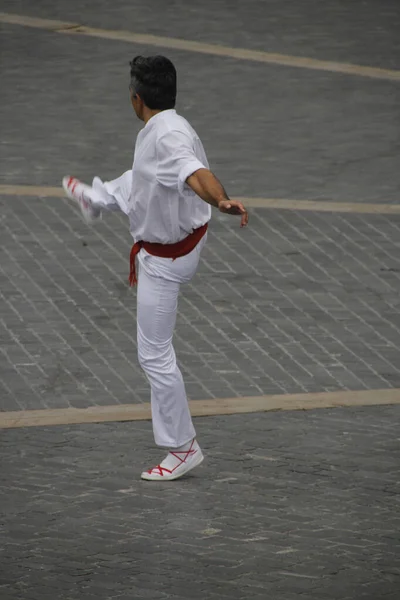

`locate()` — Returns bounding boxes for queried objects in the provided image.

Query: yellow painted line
[0,12,399,82]
[236,197,400,214]
[1,184,399,214]
[0,185,64,198]
[0,13,77,30]
[1,388,399,429]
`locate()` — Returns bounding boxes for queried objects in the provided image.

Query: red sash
[129,223,208,286]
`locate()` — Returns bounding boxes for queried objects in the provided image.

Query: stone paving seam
[193,276,291,395]
[180,293,267,396]
[19,197,145,401]
[202,276,320,383]
[272,210,385,294]
[182,231,289,396]
[295,289,399,387]
[268,210,400,385]
[221,279,360,392]
[177,308,240,398]
[233,214,367,389]
[0,345,46,411]
[0,317,50,409]
[1,272,97,408]
[1,243,123,406]
[338,213,400,280]
[0,311,74,411]
[8,200,142,402]
[218,214,372,391]
[183,271,308,394]
[291,211,400,379]
[241,215,369,388]
[315,289,400,376]
[312,211,398,293]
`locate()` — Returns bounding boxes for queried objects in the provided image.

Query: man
[63,55,248,481]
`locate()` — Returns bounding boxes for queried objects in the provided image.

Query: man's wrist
[216,196,229,208]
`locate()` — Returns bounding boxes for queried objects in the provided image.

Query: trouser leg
[136,263,196,448]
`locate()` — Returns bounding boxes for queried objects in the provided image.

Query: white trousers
[136,238,206,448]
[87,173,206,448]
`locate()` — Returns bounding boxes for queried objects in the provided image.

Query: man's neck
[143,107,163,124]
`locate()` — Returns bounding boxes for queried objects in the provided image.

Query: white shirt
[93,109,211,244]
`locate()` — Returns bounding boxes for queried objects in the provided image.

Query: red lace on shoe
[146,440,197,476]
[68,177,78,195]
[67,177,90,209]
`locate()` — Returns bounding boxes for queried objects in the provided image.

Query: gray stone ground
[1,1,400,598]
[2,201,400,411]
[1,406,400,600]
[1,1,400,202]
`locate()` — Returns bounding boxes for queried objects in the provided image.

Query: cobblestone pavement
[2,197,400,411]
[1,2,400,598]
[1,1,400,412]
[1,406,399,600]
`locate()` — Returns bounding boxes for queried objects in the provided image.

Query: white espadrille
[62,176,101,224]
[141,439,204,481]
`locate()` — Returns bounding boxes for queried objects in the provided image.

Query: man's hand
[186,168,249,227]
[218,199,248,227]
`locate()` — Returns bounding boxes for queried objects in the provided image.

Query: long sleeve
[90,170,132,215]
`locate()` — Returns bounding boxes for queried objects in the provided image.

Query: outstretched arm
[186,168,248,227]
[91,170,132,215]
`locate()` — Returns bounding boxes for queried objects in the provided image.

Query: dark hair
[130,55,177,110]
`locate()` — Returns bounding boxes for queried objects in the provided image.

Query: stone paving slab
[1,405,399,599]
[2,192,400,411]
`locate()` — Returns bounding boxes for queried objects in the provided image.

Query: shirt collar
[145,109,176,128]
